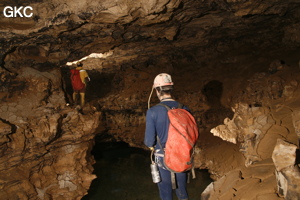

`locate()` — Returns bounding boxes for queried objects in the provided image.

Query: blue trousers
[157,166,188,200]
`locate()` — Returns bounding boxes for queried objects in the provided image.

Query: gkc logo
[3,6,33,18]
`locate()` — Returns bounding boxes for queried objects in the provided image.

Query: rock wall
[0,67,100,199]
[202,67,300,199]
[272,139,300,199]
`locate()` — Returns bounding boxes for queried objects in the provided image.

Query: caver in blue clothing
[145,100,190,200]
[144,73,190,200]
[144,73,188,200]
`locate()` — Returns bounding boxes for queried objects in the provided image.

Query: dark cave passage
[82,135,213,200]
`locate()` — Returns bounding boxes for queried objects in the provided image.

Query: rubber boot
[80,92,85,107]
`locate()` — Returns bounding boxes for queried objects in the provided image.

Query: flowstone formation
[203,68,300,199]
[0,0,300,199]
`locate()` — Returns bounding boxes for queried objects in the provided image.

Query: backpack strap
[157,102,183,110]
[157,103,171,110]
[171,172,177,189]
[157,135,178,189]
[156,136,164,153]
[177,103,183,109]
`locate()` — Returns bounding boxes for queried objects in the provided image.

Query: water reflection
[82,142,212,200]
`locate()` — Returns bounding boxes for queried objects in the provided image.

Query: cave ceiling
[0,0,299,74]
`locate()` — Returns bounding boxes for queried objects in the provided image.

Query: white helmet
[153,73,174,88]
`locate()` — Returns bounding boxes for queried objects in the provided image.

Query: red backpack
[70,69,84,91]
[158,103,199,173]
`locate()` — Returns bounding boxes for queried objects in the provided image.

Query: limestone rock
[201,160,282,200]
[272,139,300,199]
[292,109,300,138]
[0,120,12,145]
[210,103,277,167]
[0,65,100,199]
[272,139,297,172]
[210,116,239,144]
[204,64,300,199]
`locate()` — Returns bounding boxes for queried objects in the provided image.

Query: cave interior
[0,0,300,199]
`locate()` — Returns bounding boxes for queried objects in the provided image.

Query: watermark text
[3,6,33,18]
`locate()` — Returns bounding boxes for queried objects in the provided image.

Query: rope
[148,87,154,109]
